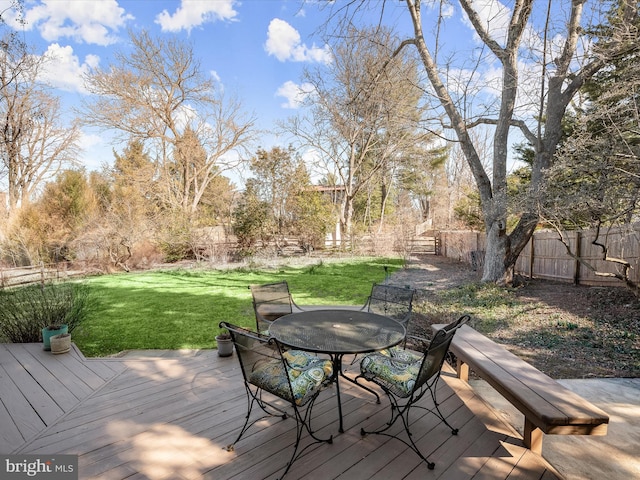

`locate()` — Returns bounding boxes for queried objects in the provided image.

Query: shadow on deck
[1,343,561,479]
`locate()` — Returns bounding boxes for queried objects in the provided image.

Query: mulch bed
[391,255,640,379]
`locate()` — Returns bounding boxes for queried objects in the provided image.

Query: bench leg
[456,359,469,382]
[524,418,543,454]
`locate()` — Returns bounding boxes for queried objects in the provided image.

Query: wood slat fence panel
[0,262,85,288]
[442,223,640,287]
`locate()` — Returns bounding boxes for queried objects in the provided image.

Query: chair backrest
[414,314,470,391]
[221,321,330,409]
[366,283,415,327]
[219,321,280,385]
[249,281,293,332]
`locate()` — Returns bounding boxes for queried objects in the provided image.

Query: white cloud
[441,3,455,18]
[155,0,238,33]
[276,80,314,109]
[265,18,331,64]
[77,129,112,171]
[210,70,222,84]
[209,70,224,92]
[301,147,321,165]
[40,43,98,93]
[22,0,133,46]
[0,0,23,28]
[174,104,199,130]
[78,130,103,151]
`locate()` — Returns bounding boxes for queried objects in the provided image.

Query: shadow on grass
[74,258,403,357]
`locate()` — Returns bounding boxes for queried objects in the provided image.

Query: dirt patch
[505,280,640,378]
[389,255,640,379]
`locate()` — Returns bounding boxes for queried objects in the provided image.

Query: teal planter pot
[42,325,68,351]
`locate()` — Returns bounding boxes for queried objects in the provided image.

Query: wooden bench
[433,324,609,454]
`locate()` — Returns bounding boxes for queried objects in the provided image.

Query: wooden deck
[0,343,562,479]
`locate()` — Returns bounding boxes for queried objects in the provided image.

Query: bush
[0,282,90,343]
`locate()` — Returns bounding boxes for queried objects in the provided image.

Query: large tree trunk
[406,0,529,283]
[402,0,621,284]
[482,225,510,284]
[341,194,354,247]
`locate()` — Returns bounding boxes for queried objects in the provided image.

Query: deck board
[1,343,562,479]
[9,345,82,408]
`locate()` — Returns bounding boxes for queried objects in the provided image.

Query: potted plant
[50,333,72,354]
[216,329,234,357]
[42,324,68,351]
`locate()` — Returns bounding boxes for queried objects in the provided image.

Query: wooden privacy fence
[441,224,640,287]
[515,226,640,286]
[439,231,486,265]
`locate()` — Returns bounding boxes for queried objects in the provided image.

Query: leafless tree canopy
[0,42,80,209]
[284,25,436,241]
[82,29,256,217]
[322,0,640,284]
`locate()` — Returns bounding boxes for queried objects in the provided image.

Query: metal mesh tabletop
[270,309,405,354]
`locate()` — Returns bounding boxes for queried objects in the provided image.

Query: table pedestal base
[332,354,380,433]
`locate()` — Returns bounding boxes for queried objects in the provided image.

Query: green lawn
[74,257,403,356]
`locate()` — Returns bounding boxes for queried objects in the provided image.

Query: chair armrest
[404,334,430,352]
[290,296,307,312]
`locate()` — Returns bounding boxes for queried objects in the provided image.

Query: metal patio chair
[363,283,415,334]
[356,314,470,470]
[349,283,416,365]
[220,321,334,479]
[249,281,305,334]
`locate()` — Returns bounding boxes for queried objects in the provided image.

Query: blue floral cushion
[360,352,427,397]
[249,350,333,406]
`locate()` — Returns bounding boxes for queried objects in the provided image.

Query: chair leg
[277,395,333,479]
[428,381,459,435]
[361,393,436,470]
[226,383,287,452]
[229,383,332,479]
[411,378,459,435]
[360,380,460,471]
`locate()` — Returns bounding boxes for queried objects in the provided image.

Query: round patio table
[270,309,405,432]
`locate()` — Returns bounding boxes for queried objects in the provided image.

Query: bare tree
[285,25,432,243]
[0,45,80,210]
[539,32,640,292]
[82,29,256,218]
[326,0,639,283]
[1,10,26,94]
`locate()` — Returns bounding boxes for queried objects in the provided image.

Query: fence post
[574,231,581,285]
[529,235,535,279]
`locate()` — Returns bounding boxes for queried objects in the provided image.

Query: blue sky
[0,0,361,175]
[1,0,563,181]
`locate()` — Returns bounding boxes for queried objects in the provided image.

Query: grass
[73,257,403,357]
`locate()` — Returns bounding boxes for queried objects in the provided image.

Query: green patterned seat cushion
[248,350,333,406]
[360,352,429,397]
[376,347,422,363]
